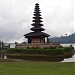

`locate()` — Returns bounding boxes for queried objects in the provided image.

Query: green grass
[0,62,75,75]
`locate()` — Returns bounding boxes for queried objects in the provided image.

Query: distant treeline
[49,33,75,44]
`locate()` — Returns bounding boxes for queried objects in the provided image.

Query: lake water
[61,44,75,62]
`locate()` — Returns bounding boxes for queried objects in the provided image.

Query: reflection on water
[61,44,75,62]
[61,54,75,62]
[61,44,75,49]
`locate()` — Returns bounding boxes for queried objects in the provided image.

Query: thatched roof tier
[24,32,50,38]
[30,27,45,31]
[31,23,43,26]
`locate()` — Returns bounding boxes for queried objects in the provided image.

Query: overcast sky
[0,0,74,43]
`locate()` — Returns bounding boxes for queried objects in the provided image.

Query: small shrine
[24,3,50,44]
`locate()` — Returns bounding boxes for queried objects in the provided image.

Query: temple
[24,3,50,44]
[16,3,61,48]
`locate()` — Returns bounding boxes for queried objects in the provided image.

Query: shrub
[5,48,64,56]
[1,47,74,61]
[6,54,64,62]
[63,47,73,52]
[63,47,74,58]
[0,50,6,54]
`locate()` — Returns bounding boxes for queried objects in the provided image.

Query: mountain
[49,33,75,44]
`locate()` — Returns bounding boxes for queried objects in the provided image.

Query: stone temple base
[16,43,60,49]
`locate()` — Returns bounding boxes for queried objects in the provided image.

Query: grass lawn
[0,62,75,75]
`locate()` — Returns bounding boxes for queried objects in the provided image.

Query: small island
[0,3,74,62]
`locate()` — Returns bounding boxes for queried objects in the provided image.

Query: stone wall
[15,43,60,49]
[31,37,44,44]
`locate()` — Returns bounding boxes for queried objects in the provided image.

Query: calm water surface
[61,44,75,62]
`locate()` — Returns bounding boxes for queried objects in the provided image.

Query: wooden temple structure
[24,3,50,44]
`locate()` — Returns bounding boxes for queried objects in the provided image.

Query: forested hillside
[49,33,75,43]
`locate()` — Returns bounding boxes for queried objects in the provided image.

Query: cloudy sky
[0,0,74,43]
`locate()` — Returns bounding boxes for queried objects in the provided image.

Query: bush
[63,47,74,58]
[1,47,74,61]
[63,47,73,52]
[6,54,64,62]
[5,48,64,56]
[0,50,6,54]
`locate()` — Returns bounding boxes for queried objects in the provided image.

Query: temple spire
[24,3,50,44]
[30,3,45,32]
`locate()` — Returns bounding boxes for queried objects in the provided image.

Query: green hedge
[6,54,64,62]
[0,46,74,61]
[63,47,74,58]
[1,47,74,57]
[5,48,64,56]
[63,47,74,52]
[0,50,5,54]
